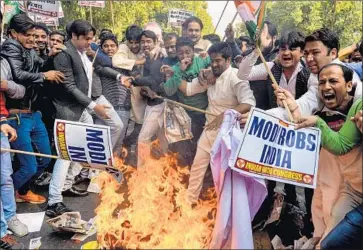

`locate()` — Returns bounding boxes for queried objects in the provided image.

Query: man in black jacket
[1,14,64,204]
[122,30,167,168]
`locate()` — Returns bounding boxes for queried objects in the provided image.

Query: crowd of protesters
[0,9,362,249]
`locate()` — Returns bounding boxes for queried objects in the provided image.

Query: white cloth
[209,109,267,249]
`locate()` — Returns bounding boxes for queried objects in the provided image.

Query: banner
[78,1,105,8]
[168,9,193,27]
[29,14,59,26]
[54,119,122,182]
[28,1,60,17]
[234,0,266,40]
[232,108,321,189]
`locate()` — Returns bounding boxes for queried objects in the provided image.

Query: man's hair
[176,37,194,50]
[203,34,221,44]
[163,32,179,42]
[9,13,35,34]
[139,30,157,42]
[34,22,50,35]
[182,16,204,31]
[50,30,66,39]
[100,33,118,47]
[65,21,73,40]
[239,35,253,44]
[125,24,143,42]
[318,63,353,83]
[207,42,233,60]
[100,28,113,36]
[69,19,96,38]
[305,28,340,53]
[0,10,3,25]
[359,42,363,57]
[279,31,305,50]
[263,20,278,38]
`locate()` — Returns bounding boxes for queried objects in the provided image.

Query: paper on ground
[17,212,45,233]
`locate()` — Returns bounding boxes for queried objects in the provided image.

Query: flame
[95,146,217,249]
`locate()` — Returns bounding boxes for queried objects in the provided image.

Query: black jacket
[0,38,50,110]
[52,41,93,121]
[131,56,164,106]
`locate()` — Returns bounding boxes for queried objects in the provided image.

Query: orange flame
[95,146,217,249]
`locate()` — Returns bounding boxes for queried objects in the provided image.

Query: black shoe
[46,202,73,218]
[73,175,89,186]
[62,186,89,197]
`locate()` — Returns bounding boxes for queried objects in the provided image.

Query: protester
[182,16,212,55]
[0,11,29,245]
[94,33,131,156]
[277,63,362,247]
[163,37,210,161]
[1,13,64,204]
[184,42,255,203]
[34,22,50,60]
[236,35,253,53]
[49,30,65,49]
[120,30,167,167]
[47,19,121,217]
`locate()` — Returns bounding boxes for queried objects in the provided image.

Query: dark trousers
[321,203,363,249]
[8,112,51,194]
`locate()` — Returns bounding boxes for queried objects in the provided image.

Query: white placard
[78,1,105,8]
[232,108,321,189]
[168,9,193,27]
[28,1,60,17]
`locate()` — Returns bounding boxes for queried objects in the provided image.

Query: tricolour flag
[3,0,22,24]
[234,0,266,40]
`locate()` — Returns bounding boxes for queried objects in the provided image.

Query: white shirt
[77,50,96,109]
[238,49,304,98]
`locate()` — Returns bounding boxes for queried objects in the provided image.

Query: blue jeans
[114,108,130,156]
[8,112,51,194]
[1,133,16,237]
[321,203,363,249]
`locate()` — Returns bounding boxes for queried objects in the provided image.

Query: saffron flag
[234,0,266,40]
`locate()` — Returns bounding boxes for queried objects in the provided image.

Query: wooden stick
[0,148,121,172]
[255,46,295,122]
[1,148,60,159]
[155,95,217,117]
[222,12,239,42]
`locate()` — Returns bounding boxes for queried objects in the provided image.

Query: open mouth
[323,92,336,101]
[281,56,293,63]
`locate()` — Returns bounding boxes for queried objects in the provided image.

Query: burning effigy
[94,150,217,249]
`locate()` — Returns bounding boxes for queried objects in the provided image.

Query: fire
[95,147,217,249]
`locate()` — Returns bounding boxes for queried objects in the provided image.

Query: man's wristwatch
[42,73,47,81]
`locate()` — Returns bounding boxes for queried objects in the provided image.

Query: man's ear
[10,29,17,39]
[346,80,353,93]
[329,48,338,59]
[272,36,277,46]
[226,57,232,65]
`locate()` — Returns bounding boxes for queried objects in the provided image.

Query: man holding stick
[185,42,255,204]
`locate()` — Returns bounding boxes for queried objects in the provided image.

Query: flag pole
[255,46,295,122]
[222,12,238,41]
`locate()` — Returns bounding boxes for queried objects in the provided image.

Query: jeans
[113,107,130,156]
[321,203,363,249]
[1,133,16,237]
[8,112,51,194]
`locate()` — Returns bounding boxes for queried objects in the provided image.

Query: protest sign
[28,1,59,17]
[232,108,321,189]
[29,14,59,26]
[54,119,123,182]
[168,9,193,27]
[78,1,105,8]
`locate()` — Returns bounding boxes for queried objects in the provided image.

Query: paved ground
[16,183,99,249]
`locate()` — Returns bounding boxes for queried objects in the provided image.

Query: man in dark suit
[46,20,121,217]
